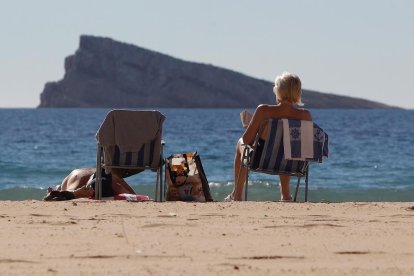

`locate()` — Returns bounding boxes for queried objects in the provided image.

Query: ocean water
[0,108,413,202]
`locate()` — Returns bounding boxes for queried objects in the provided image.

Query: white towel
[282,119,314,161]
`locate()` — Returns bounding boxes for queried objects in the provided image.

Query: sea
[0,108,413,202]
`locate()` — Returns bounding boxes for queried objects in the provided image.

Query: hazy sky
[1,0,413,108]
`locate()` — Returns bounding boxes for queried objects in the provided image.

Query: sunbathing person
[225,72,312,201]
[43,168,136,201]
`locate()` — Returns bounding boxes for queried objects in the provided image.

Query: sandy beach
[1,200,414,275]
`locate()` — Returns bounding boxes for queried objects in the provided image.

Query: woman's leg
[112,174,136,195]
[279,175,292,200]
[229,139,247,201]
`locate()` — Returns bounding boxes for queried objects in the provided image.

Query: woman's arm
[241,105,266,145]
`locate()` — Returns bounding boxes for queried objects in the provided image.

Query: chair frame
[240,120,310,202]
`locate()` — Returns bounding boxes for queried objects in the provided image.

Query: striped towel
[251,120,307,175]
[282,119,328,162]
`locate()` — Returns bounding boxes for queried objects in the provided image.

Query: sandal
[224,194,235,202]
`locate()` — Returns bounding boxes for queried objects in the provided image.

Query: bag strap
[194,153,214,202]
[182,153,191,175]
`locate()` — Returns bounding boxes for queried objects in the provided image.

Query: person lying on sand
[43,168,136,201]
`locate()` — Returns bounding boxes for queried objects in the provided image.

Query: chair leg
[305,168,309,202]
[160,162,163,202]
[244,169,249,201]
[163,163,167,200]
[155,168,160,202]
[294,177,301,202]
[95,145,102,200]
[160,144,164,202]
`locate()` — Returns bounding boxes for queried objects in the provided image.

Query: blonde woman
[225,72,312,201]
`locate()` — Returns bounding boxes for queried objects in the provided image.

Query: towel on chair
[282,119,328,162]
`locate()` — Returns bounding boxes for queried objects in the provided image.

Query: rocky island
[39,35,392,109]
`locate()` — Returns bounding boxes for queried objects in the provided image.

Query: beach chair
[241,119,328,202]
[95,109,166,201]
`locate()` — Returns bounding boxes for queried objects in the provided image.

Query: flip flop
[224,194,235,202]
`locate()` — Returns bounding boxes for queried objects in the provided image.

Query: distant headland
[39,35,394,109]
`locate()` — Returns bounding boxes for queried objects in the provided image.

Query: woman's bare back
[60,168,95,191]
[243,103,312,144]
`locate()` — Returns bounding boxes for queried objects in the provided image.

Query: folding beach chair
[95,109,166,201]
[241,119,328,202]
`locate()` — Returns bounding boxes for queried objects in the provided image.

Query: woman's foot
[280,195,292,202]
[279,182,292,201]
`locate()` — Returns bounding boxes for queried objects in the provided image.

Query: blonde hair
[273,72,303,106]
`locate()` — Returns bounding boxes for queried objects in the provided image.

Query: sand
[1,200,414,275]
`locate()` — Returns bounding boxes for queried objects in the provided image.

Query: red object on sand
[114,194,150,201]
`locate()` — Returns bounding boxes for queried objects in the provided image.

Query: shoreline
[1,201,414,275]
[1,185,414,202]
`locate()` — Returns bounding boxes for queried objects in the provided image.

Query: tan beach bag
[165,152,213,202]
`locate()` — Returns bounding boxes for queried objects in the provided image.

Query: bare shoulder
[253,104,272,120]
[297,108,313,121]
[256,104,271,111]
[256,104,275,114]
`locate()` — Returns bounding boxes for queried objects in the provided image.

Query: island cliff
[39,35,392,109]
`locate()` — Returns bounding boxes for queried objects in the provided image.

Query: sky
[0,0,413,108]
